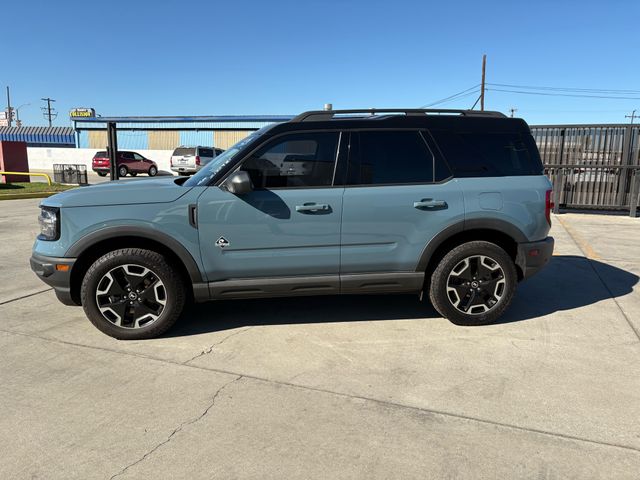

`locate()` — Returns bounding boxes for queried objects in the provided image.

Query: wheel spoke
[458,289,476,312]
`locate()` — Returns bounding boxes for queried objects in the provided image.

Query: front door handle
[414,199,448,209]
[295,203,331,213]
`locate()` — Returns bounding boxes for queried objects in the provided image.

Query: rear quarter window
[431,131,543,177]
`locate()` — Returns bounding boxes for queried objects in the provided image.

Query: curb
[0,192,65,200]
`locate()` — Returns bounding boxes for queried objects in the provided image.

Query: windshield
[183,127,274,187]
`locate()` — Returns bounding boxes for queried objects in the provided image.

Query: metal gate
[531,124,640,216]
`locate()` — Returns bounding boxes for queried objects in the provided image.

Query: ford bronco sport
[31,109,554,339]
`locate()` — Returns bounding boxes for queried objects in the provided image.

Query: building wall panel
[88,130,108,149]
[179,131,214,147]
[117,131,149,150]
[148,130,179,150]
[214,130,252,150]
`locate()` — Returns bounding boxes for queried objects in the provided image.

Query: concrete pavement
[1,199,639,479]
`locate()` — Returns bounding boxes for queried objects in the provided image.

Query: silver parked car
[170,146,216,175]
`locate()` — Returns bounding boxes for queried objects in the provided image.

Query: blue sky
[3,0,639,126]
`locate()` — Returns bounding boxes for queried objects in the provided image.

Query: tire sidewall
[430,241,517,326]
[118,166,128,177]
[148,166,157,177]
[81,249,184,340]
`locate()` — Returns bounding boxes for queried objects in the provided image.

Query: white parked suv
[170,146,216,175]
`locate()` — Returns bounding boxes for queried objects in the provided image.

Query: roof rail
[290,108,507,122]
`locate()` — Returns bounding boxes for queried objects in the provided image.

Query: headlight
[38,207,59,241]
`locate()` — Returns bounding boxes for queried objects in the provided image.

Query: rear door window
[348,131,434,185]
[199,148,214,158]
[431,131,543,177]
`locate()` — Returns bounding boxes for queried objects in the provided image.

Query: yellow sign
[70,108,96,119]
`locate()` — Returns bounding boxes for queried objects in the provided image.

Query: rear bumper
[516,237,554,280]
[29,253,78,306]
[171,166,199,174]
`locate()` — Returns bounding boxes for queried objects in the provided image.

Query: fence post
[617,125,633,208]
[552,129,565,214]
[630,169,639,218]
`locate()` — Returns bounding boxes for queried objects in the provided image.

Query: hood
[42,177,193,208]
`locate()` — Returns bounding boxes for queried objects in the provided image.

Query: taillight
[195,156,201,166]
[170,157,173,167]
[545,189,553,225]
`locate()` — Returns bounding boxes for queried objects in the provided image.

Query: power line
[487,83,640,94]
[485,88,640,100]
[420,84,480,108]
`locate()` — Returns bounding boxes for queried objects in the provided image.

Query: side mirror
[225,170,253,195]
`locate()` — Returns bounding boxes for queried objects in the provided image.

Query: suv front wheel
[429,241,517,326]
[80,248,186,339]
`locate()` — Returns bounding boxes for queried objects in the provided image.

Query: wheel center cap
[471,281,479,288]
[128,292,138,301]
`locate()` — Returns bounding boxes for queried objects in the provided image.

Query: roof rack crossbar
[291,109,506,122]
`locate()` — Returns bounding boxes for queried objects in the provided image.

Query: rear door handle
[414,199,447,209]
[295,203,331,213]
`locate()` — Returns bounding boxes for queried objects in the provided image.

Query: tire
[97,172,107,177]
[118,166,128,178]
[80,248,186,340]
[148,166,158,177]
[428,241,517,326]
[130,172,137,177]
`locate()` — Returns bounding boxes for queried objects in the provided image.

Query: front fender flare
[65,226,203,283]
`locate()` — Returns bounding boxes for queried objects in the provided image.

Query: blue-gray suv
[31,109,554,339]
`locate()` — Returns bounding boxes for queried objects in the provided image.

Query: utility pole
[41,97,57,127]
[6,86,12,127]
[625,109,638,124]
[480,54,486,111]
[509,107,517,118]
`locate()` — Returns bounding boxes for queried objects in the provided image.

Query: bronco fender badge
[215,236,230,248]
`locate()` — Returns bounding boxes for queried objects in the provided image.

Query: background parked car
[92,151,159,177]
[170,146,216,175]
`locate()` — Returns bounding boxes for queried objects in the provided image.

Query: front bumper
[30,253,78,306]
[516,237,554,280]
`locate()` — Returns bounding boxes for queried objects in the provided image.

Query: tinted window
[241,132,339,188]
[199,148,214,157]
[120,152,134,160]
[94,151,107,158]
[173,147,196,156]
[349,131,434,185]
[432,131,543,177]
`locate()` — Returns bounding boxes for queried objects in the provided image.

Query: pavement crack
[183,327,251,364]
[0,288,52,306]
[109,375,242,480]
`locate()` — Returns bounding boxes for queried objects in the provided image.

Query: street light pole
[15,103,30,127]
[6,86,12,127]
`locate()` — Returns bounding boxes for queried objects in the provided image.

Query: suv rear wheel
[80,248,186,339]
[429,241,517,326]
[118,165,128,177]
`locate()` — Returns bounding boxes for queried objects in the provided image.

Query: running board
[207,273,423,300]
